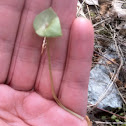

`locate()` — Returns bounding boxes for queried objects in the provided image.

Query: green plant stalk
[46,41,84,121]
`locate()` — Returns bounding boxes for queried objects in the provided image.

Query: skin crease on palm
[0,0,94,126]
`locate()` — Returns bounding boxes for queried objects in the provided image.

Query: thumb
[58,17,94,116]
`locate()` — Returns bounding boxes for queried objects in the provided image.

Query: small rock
[88,52,123,109]
[85,0,99,6]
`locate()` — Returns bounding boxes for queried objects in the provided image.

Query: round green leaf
[33,7,62,37]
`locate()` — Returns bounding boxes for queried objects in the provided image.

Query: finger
[0,0,25,83]
[35,0,78,99]
[7,0,51,90]
[58,18,94,116]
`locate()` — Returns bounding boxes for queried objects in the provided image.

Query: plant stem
[46,41,84,121]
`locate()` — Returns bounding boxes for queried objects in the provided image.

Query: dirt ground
[78,0,126,125]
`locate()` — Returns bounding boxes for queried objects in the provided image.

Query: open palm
[0,0,94,126]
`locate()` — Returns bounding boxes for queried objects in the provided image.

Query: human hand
[0,0,94,126]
